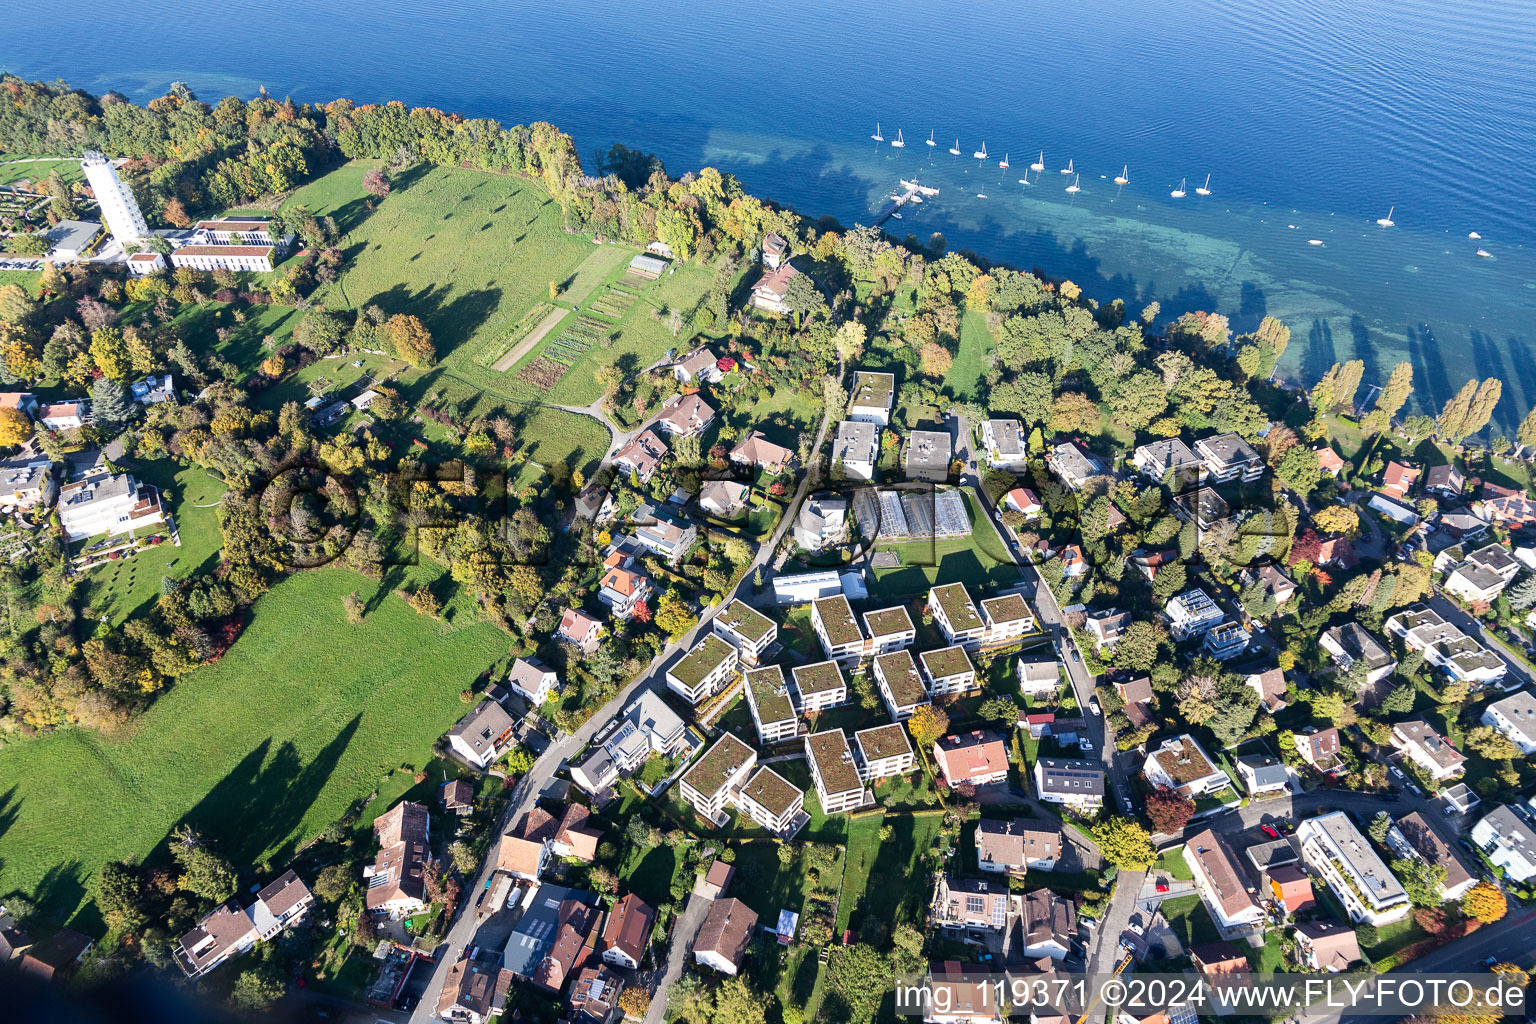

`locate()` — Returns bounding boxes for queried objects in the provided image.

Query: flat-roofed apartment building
[848,371,896,425]
[665,634,739,705]
[805,729,873,813]
[978,593,1036,649]
[1297,811,1410,926]
[920,645,977,698]
[744,665,799,744]
[865,604,917,655]
[734,765,808,837]
[811,595,914,664]
[854,723,914,781]
[712,599,777,666]
[787,659,847,715]
[874,649,930,721]
[1032,758,1105,812]
[678,734,758,827]
[930,583,1036,651]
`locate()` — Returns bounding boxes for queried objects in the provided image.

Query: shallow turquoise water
[7,0,1536,426]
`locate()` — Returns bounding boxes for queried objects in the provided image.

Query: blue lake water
[8,0,1536,427]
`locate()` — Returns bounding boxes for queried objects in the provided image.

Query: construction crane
[1072,948,1135,1024]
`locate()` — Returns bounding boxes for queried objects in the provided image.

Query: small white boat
[949,138,962,156]
[909,194,923,204]
[871,122,884,142]
[1308,239,1324,246]
[891,212,902,219]
[1476,249,1492,258]
[1195,174,1212,196]
[1377,205,1395,227]
[1030,151,1045,172]
[1018,177,1031,186]
[1171,177,1187,198]
[1469,231,1482,239]
[976,192,988,199]
[973,141,988,160]
[891,129,905,149]
[926,130,937,147]
[1113,165,1129,185]
[999,152,1010,169]
[1060,158,1074,175]
[1065,173,1081,194]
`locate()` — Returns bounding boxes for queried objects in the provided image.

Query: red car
[1155,880,1170,893]
[1260,824,1280,839]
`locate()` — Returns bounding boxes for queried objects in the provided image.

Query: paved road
[1427,589,1535,689]
[641,890,715,1024]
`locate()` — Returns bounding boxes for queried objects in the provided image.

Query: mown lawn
[0,568,509,928]
[77,461,227,629]
[837,809,946,936]
[946,309,995,402]
[1157,894,1221,948]
[0,158,80,186]
[869,493,1019,599]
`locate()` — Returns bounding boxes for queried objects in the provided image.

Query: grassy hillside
[0,568,508,927]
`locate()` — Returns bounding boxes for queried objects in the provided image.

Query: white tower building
[80,151,148,245]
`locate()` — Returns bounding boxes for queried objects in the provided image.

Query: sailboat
[1065,173,1081,194]
[1113,165,1129,186]
[891,129,905,149]
[1376,206,1396,227]
[998,153,1010,169]
[949,138,962,156]
[1195,173,1211,196]
[926,130,937,147]
[1170,177,1187,198]
[973,141,988,160]
[1030,151,1045,172]
[1060,158,1074,175]
[871,122,884,142]
[976,191,988,199]
[1018,172,1032,186]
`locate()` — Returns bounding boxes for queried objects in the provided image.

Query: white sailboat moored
[871,122,884,142]
[1030,151,1045,172]
[1171,177,1187,198]
[1113,165,1129,186]
[1376,206,1396,227]
[973,141,988,160]
[949,138,962,156]
[1195,174,1211,196]
[926,130,937,147]
[1065,173,1081,194]
[1060,157,1073,175]
[891,129,905,148]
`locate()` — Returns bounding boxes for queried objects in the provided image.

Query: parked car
[1088,696,1102,715]
[1155,879,1170,893]
[1381,792,1401,802]
[1260,824,1280,839]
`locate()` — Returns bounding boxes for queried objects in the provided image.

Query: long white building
[1297,811,1409,927]
[81,150,148,245]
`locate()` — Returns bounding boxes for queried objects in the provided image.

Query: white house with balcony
[1481,690,1536,754]
[1297,811,1409,926]
[666,634,739,705]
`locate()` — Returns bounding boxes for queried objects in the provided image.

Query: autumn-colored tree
[0,407,33,446]
[1312,504,1359,537]
[362,167,391,197]
[918,342,953,378]
[1143,787,1194,834]
[1090,817,1157,869]
[161,197,192,228]
[1460,880,1506,923]
[907,703,950,752]
[1049,391,1101,434]
[630,599,652,624]
[385,313,436,366]
[90,325,132,380]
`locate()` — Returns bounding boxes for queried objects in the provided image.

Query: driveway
[642,891,715,1024]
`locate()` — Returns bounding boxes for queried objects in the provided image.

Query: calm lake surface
[8,0,1536,426]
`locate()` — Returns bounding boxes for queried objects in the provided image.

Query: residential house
[1165,588,1225,640]
[1182,829,1263,936]
[1382,461,1420,500]
[131,373,176,405]
[678,733,758,827]
[1116,674,1154,707]
[848,371,897,426]
[924,962,1005,1024]
[761,232,788,269]
[446,699,518,770]
[57,470,164,541]
[1085,610,1131,653]
[1391,719,1466,781]
[1189,942,1251,978]
[1003,487,1043,518]
[672,347,719,384]
[713,599,777,666]
[1033,758,1105,812]
[366,801,431,918]
[632,504,697,562]
[1370,490,1423,526]
[1392,811,1475,901]
[1385,605,1505,685]
[1294,920,1363,973]
[507,657,559,706]
[873,649,929,720]
[557,608,605,654]
[600,893,656,969]
[656,392,715,437]
[854,722,914,780]
[864,604,916,656]
[1424,464,1466,499]
[1469,802,1536,883]
[930,875,1014,933]
[750,263,801,315]
[498,805,602,881]
[745,665,800,744]
[791,659,848,715]
[1195,433,1264,483]
[612,429,668,483]
[573,481,613,521]
[594,690,689,779]
[0,458,57,511]
[1268,864,1316,916]
[666,634,739,705]
[38,400,89,431]
[435,954,514,1024]
[1294,728,1344,773]
[1320,622,1397,686]
[805,729,872,813]
[1481,690,1536,754]
[921,645,977,698]
[1172,487,1232,531]
[1316,536,1359,569]
[1317,447,1346,478]
[598,558,653,621]
[982,419,1029,471]
[735,765,807,836]
[1245,668,1288,712]
[1016,655,1062,696]
[976,819,1065,875]
[1238,563,1298,610]
[793,494,848,552]
[730,430,795,474]
[1133,438,1204,487]
[812,594,865,663]
[1443,543,1520,603]
[833,420,878,481]
[979,593,1037,648]
[1296,811,1410,926]
[567,965,625,1024]
[906,429,952,482]
[699,479,749,517]
[933,730,1009,789]
[1048,441,1103,491]
[0,393,37,418]
[173,871,314,978]
[16,928,92,983]
[514,887,601,994]
[694,898,758,974]
[1203,621,1251,661]
[440,779,474,815]
[930,582,985,647]
[1021,888,1076,961]
[1234,753,1289,796]
[1143,735,1229,798]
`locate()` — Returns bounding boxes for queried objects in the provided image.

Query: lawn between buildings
[868,491,1019,600]
[0,567,509,926]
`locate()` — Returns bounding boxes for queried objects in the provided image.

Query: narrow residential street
[641,888,715,1024]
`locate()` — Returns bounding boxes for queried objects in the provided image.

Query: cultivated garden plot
[586,283,639,319]
[486,302,564,371]
[514,315,609,387]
